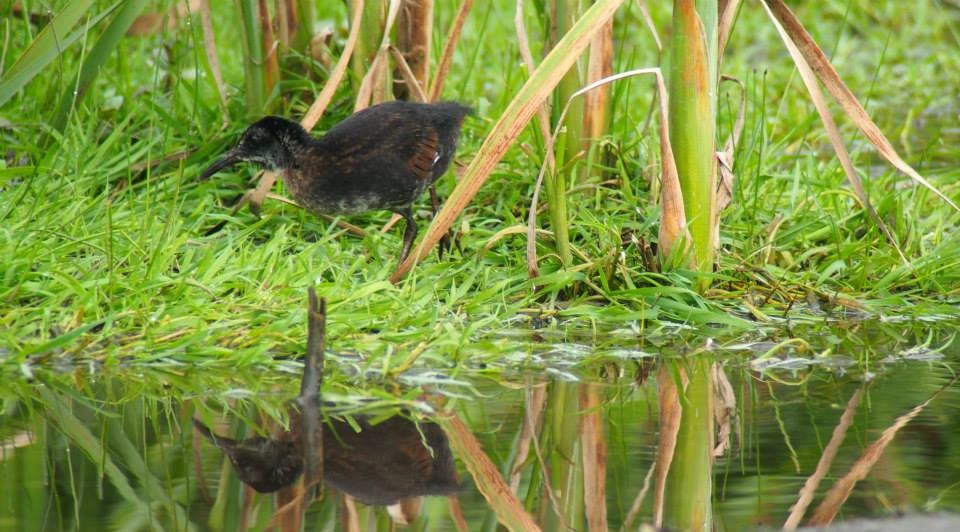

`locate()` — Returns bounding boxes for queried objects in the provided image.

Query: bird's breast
[281,167,415,215]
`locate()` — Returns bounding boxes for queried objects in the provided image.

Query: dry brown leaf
[635,0,662,53]
[342,494,361,532]
[127,0,203,36]
[762,1,907,264]
[712,364,736,457]
[716,75,745,213]
[302,1,364,131]
[389,45,428,102]
[448,494,470,532]
[355,46,389,110]
[353,0,402,109]
[429,0,474,101]
[198,0,227,110]
[654,87,688,264]
[515,0,553,145]
[718,0,741,59]
[764,0,958,214]
[714,75,745,250]
[584,19,614,140]
[269,487,307,531]
[310,29,335,68]
[620,460,657,532]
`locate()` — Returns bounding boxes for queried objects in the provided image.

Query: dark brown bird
[200,101,471,262]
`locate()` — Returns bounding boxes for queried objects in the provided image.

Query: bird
[200,101,471,263]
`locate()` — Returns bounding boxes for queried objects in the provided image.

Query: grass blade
[526,68,679,278]
[0,0,100,107]
[37,388,145,508]
[667,0,718,276]
[51,0,149,131]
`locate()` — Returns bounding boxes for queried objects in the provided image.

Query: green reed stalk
[667,0,718,282]
[292,0,315,52]
[544,0,588,268]
[236,0,269,114]
[349,0,385,80]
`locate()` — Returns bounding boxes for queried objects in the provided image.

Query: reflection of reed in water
[194,413,460,505]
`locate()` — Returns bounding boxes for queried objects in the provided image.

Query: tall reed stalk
[545,0,588,268]
[666,0,718,278]
[350,0,386,82]
[292,0,315,52]
[236,0,272,114]
[540,0,614,272]
[395,0,432,99]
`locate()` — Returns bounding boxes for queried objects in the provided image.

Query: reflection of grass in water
[2,338,960,529]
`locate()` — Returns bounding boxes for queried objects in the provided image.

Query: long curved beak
[200,151,242,180]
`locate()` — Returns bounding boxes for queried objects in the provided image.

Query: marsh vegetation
[1,0,959,530]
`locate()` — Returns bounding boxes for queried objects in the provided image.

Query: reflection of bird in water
[194,413,460,506]
[193,419,303,494]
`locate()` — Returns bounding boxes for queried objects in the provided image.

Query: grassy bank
[1,0,958,372]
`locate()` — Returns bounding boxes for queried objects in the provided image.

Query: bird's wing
[315,104,450,185]
[406,128,440,182]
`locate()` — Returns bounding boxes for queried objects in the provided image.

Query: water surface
[2,318,959,530]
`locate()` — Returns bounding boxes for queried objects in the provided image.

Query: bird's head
[200,116,311,179]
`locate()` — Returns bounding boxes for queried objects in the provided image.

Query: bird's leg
[429,185,450,258]
[429,184,461,258]
[398,208,419,264]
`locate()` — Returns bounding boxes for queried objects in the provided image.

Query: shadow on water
[1,301,959,530]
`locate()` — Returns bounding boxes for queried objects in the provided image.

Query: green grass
[1,0,958,376]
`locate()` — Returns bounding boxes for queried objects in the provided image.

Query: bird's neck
[266,133,313,172]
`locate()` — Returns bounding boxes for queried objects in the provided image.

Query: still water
[1,318,959,531]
